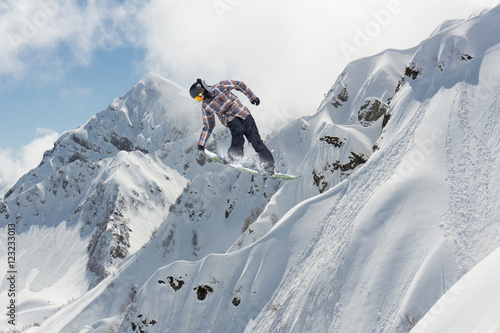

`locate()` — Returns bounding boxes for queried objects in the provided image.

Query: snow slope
[3,4,500,333]
[411,245,500,333]
[252,6,500,332]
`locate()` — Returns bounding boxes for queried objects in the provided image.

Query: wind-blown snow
[2,5,500,333]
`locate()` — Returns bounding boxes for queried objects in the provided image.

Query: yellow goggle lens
[195,93,202,101]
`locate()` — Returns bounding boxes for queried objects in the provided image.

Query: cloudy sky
[1,0,499,194]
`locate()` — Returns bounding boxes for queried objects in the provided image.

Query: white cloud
[0,0,145,84]
[0,129,59,197]
[1,0,498,87]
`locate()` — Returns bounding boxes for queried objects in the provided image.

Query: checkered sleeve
[221,80,258,104]
[198,104,216,147]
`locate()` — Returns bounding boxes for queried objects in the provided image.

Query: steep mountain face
[2,5,500,333]
[251,6,500,332]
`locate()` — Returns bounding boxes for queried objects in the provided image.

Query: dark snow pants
[226,115,275,170]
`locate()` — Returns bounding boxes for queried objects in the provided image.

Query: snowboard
[202,149,299,181]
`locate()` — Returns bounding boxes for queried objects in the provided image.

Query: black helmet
[189,81,203,99]
[189,79,214,100]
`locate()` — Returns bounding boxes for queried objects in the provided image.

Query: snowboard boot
[261,162,275,176]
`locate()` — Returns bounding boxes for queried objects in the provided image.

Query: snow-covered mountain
[2,5,500,332]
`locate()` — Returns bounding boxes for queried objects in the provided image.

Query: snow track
[442,71,500,277]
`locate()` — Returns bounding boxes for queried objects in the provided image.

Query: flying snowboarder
[189,79,275,175]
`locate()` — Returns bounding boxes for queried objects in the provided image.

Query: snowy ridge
[2,5,500,332]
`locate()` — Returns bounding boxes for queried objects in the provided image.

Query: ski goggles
[195,92,202,102]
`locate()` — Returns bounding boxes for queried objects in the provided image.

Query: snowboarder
[189,79,275,175]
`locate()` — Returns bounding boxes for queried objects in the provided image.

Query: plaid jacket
[198,80,258,147]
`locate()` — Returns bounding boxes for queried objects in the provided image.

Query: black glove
[198,145,205,151]
[251,97,260,106]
